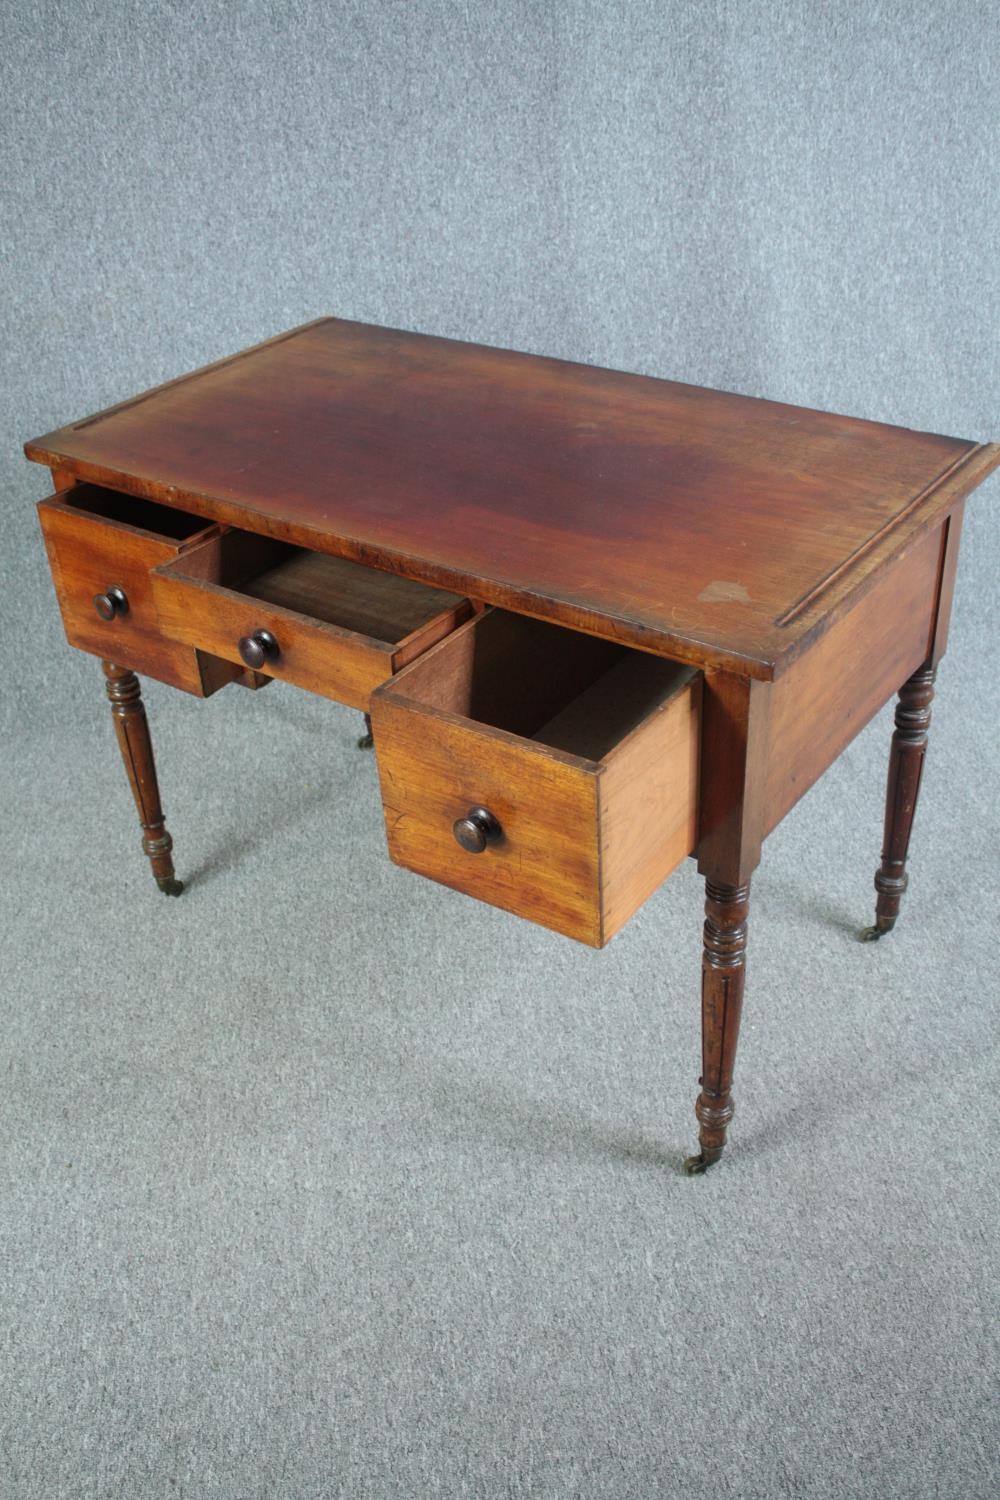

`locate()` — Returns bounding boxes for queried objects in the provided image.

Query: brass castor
[156,876,185,896]
[683,1151,721,1176]
[859,918,895,942]
[357,713,374,750]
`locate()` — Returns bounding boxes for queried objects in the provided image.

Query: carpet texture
[1,3,997,1497]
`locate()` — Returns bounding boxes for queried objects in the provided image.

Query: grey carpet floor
[1,619,997,1499]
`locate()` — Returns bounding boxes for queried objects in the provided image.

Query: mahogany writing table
[26,318,999,1171]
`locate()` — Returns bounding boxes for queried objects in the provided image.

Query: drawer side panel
[598,674,701,942]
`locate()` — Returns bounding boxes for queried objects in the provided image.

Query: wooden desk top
[26,318,998,679]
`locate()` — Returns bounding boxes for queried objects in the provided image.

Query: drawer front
[37,494,237,695]
[151,534,473,711]
[154,576,392,708]
[371,611,701,947]
[374,693,603,944]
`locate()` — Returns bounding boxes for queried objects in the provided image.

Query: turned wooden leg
[102,661,183,895]
[357,712,374,750]
[861,663,935,941]
[685,879,750,1174]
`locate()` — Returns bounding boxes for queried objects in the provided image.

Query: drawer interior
[392,610,691,760]
[168,529,469,642]
[58,483,212,540]
[533,650,696,760]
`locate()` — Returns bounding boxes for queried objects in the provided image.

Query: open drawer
[150,530,473,710]
[370,610,702,947]
[37,484,245,695]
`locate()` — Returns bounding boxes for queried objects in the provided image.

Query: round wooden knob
[452,806,502,854]
[238,629,279,669]
[93,586,128,621]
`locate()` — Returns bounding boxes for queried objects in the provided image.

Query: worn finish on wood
[150,529,472,711]
[684,880,751,1174]
[38,486,243,697]
[26,318,1000,679]
[371,610,700,946]
[375,684,605,944]
[763,524,942,835]
[861,665,936,941]
[244,546,469,641]
[102,661,183,895]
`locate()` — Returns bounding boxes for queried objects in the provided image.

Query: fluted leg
[861,664,935,941]
[102,661,183,895]
[685,880,750,1174]
[357,712,374,750]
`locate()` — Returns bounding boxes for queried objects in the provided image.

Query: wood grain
[380,609,624,736]
[534,650,693,760]
[38,487,241,696]
[763,523,942,834]
[597,663,701,942]
[371,611,700,945]
[696,672,771,886]
[239,546,469,642]
[374,694,604,945]
[26,318,1000,679]
[150,529,472,710]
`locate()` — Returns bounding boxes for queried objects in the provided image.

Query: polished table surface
[26,320,999,1172]
[26,317,998,679]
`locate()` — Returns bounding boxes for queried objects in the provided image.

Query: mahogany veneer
[26,318,999,1171]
